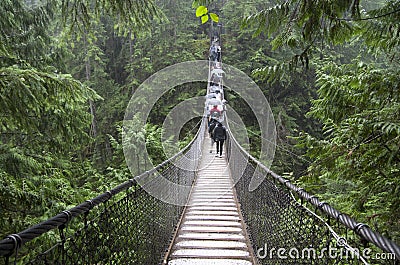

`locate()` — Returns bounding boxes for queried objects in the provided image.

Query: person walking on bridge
[208,105,221,124]
[208,118,218,153]
[213,122,227,158]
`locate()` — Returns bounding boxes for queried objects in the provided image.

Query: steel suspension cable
[226,120,400,260]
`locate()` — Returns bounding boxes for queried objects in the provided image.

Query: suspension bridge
[1,29,400,265]
[1,114,399,264]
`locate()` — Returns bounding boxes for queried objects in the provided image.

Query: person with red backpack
[209,105,221,122]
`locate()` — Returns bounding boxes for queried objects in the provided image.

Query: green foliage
[242,0,400,76]
[194,5,219,24]
[209,12,219,22]
[0,67,99,148]
[192,0,213,8]
[7,0,399,259]
[196,5,208,17]
[0,0,56,66]
[0,0,163,246]
[242,3,291,38]
[0,0,100,241]
[358,0,400,60]
[241,0,400,241]
[61,0,163,35]
[145,124,167,166]
[243,0,358,46]
[0,144,102,236]
[297,61,400,240]
[217,0,315,177]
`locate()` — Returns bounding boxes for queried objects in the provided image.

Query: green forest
[1,0,399,257]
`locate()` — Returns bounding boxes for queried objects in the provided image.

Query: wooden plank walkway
[165,135,256,265]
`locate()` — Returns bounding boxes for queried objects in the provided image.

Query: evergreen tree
[243,0,400,240]
[0,0,162,238]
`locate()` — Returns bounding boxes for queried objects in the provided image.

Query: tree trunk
[84,35,97,139]
[129,30,136,95]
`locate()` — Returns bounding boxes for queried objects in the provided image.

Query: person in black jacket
[212,122,227,158]
[208,119,217,153]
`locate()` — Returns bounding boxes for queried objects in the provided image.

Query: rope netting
[225,125,400,264]
[0,120,205,265]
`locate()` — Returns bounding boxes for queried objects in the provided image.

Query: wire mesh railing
[225,125,400,264]
[0,119,205,265]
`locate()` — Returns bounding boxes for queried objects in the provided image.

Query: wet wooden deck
[164,135,256,265]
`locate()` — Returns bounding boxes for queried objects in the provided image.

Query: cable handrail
[225,118,400,261]
[0,118,205,259]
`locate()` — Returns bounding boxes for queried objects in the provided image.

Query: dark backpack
[213,125,226,141]
[210,46,217,55]
[208,122,217,135]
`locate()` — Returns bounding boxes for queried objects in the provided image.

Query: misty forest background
[1,0,399,247]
